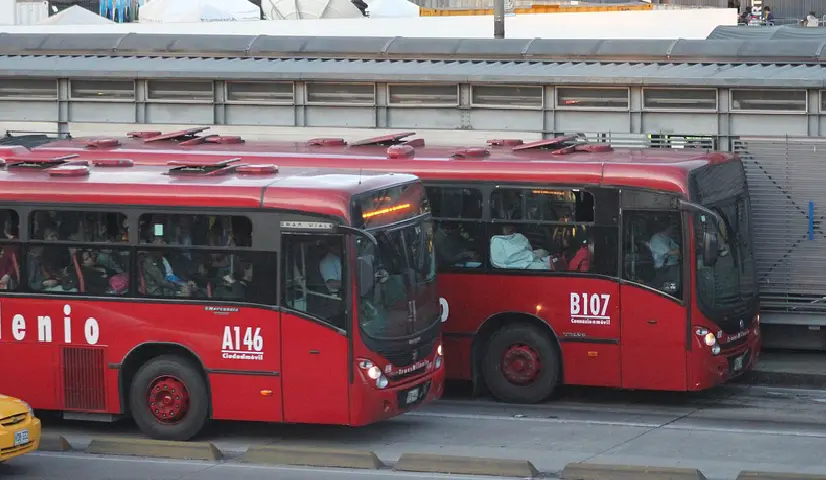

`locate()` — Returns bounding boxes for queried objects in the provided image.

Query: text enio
[0,303,101,345]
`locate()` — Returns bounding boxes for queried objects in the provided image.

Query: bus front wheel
[482,324,560,404]
[129,354,210,441]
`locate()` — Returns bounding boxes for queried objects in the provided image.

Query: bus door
[280,233,350,424]
[619,193,688,391]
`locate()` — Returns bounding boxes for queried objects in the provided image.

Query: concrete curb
[239,445,382,469]
[739,369,826,389]
[86,438,222,461]
[737,472,826,480]
[38,435,72,452]
[561,463,708,480]
[394,453,539,477]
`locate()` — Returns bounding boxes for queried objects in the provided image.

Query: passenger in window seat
[78,250,114,296]
[490,224,556,270]
[567,235,594,273]
[435,222,478,266]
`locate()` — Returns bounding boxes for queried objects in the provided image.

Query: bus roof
[0,157,417,222]
[1,129,738,195]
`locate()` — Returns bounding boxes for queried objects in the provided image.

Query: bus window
[491,188,594,222]
[426,186,483,219]
[27,210,130,295]
[282,234,346,330]
[138,213,253,247]
[135,245,276,303]
[433,221,484,269]
[622,211,683,299]
[427,186,484,270]
[31,210,127,242]
[0,209,20,291]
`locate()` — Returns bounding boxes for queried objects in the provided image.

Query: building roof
[0,158,415,221]
[2,32,826,64]
[0,33,825,88]
[707,25,826,41]
[7,129,733,195]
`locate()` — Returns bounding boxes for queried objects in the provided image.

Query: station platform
[742,351,826,389]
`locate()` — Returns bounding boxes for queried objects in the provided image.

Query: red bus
[3,129,761,404]
[0,155,444,440]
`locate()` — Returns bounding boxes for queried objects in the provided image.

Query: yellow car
[0,395,40,463]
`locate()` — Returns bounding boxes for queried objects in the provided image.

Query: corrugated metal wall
[735,138,826,317]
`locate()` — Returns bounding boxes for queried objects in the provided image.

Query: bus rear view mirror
[357,256,375,294]
[703,231,719,267]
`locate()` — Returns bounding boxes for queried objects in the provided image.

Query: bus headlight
[435,343,443,369]
[694,327,720,355]
[703,332,717,347]
[366,366,382,380]
[376,375,389,389]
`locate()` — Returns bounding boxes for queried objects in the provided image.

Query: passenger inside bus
[646,218,681,293]
[319,242,342,295]
[434,221,479,267]
[567,234,595,273]
[490,224,555,270]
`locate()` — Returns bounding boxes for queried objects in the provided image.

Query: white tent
[365,0,419,18]
[39,5,114,25]
[261,0,363,20]
[139,0,261,23]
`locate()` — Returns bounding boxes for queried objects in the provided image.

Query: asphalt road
[1,453,497,480]
[5,384,826,480]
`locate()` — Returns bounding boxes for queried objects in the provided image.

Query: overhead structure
[1,33,825,65]
[138,0,262,23]
[708,25,826,40]
[260,0,363,19]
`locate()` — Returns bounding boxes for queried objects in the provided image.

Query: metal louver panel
[735,138,826,321]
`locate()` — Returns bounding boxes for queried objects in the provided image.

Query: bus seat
[71,251,86,293]
[10,252,20,286]
[137,254,147,295]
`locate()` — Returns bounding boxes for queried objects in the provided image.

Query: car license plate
[406,388,420,405]
[14,429,29,447]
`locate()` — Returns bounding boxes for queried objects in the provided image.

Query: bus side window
[428,186,485,270]
[622,211,683,299]
[281,234,346,330]
[0,209,20,292]
[433,221,484,270]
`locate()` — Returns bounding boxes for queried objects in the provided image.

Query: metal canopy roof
[1,54,825,88]
[2,32,826,64]
[708,25,826,41]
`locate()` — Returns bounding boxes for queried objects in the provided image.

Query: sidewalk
[741,351,826,389]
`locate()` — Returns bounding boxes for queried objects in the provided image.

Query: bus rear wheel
[129,354,209,441]
[482,324,560,404]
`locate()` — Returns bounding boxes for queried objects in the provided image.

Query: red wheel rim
[146,375,189,425]
[501,344,541,385]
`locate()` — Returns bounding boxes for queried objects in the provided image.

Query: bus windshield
[692,162,759,323]
[353,182,438,340]
[356,218,438,339]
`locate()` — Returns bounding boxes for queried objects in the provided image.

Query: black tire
[482,323,560,404]
[129,354,209,441]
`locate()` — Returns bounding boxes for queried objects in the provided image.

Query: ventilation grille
[62,347,106,411]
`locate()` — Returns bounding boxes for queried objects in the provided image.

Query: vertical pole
[494,0,505,39]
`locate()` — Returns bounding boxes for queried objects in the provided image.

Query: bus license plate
[14,429,29,447]
[406,388,420,405]
[733,353,747,371]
